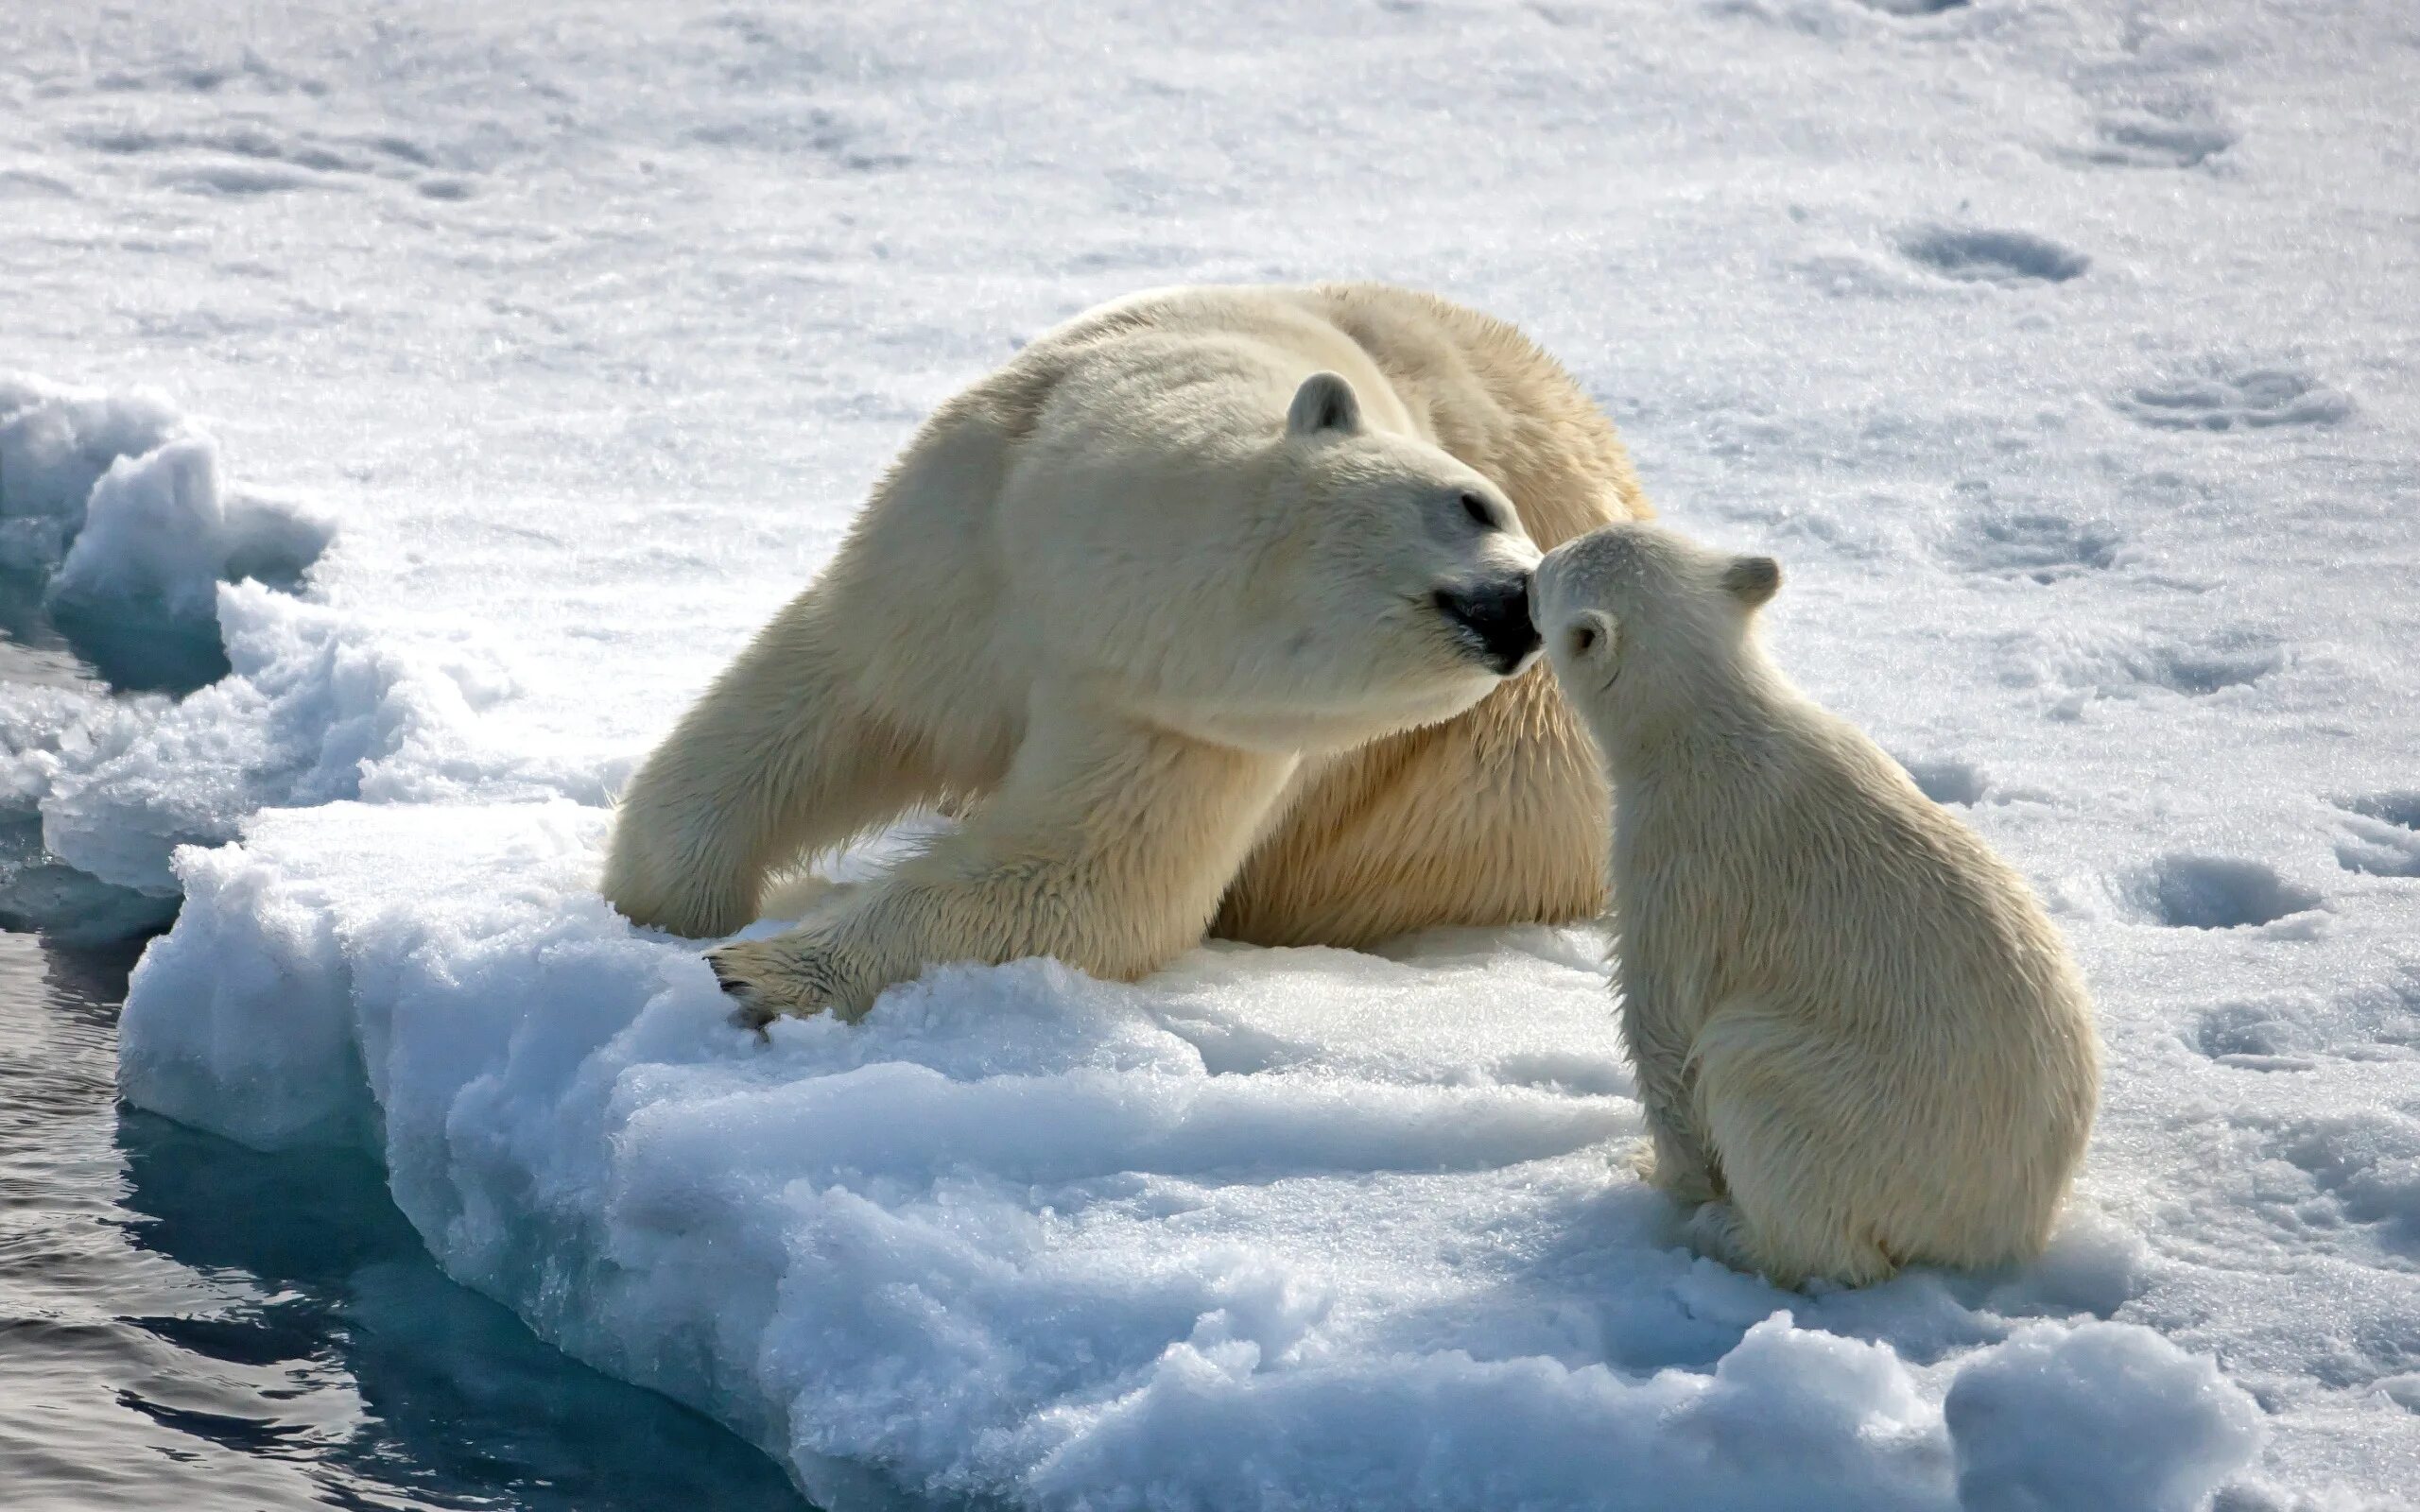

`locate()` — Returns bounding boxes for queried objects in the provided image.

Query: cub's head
[1531,523,1782,743]
[1256,371,1542,735]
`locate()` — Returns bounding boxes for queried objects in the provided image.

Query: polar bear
[603,284,1648,1020]
[1531,524,2100,1287]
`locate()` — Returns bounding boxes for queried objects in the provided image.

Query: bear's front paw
[705,936,864,1028]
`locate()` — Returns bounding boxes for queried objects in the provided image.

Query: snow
[115,801,2262,1510]
[2,0,2414,1506]
[57,435,330,619]
[1,373,330,621]
[1944,1322,2269,1512]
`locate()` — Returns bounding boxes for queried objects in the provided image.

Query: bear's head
[1233,370,1543,744]
[1531,523,1782,750]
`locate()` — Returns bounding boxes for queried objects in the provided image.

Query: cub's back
[1616,705,2077,1012]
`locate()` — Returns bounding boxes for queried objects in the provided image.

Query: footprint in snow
[2115,364,2352,432]
[2116,854,2324,933]
[2254,1111,2420,1263]
[2194,998,2328,1073]
[2011,626,2283,709]
[2081,109,2238,169]
[1893,755,1987,807]
[71,122,475,201]
[1888,755,2055,810]
[2333,796,2420,878]
[2193,976,2420,1074]
[1940,505,2124,583]
[1900,226,2089,285]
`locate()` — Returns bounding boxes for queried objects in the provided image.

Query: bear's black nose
[1434,576,1540,675]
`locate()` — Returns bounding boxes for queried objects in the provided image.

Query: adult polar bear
[604,284,1650,1019]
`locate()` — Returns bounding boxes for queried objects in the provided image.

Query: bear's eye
[1459,491,1496,529]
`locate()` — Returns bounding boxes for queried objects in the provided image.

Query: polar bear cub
[1532,524,2100,1287]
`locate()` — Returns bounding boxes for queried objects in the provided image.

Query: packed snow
[1,0,2413,1506]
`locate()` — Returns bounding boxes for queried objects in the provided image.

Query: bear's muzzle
[1434,576,1539,676]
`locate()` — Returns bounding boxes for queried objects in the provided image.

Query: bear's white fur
[1533,523,2100,1287]
[603,284,1647,1020]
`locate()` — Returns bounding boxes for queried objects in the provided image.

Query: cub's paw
[1684,1201,1748,1265]
[705,936,859,1028]
[1631,1137,1723,1206]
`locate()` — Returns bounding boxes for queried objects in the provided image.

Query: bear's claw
[706,950,778,1031]
[703,936,859,1026]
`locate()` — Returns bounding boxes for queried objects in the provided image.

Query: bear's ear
[1287,371,1363,438]
[1721,555,1781,608]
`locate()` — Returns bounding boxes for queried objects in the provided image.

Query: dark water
[0,923,813,1500]
[0,928,813,1511]
[0,565,230,696]
[0,579,812,1510]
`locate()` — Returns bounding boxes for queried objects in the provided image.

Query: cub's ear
[1721,554,1781,608]
[1287,371,1363,438]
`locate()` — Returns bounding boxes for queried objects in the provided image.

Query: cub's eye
[1566,623,1599,657]
[1459,491,1495,528]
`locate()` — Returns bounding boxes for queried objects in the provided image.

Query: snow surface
[2,0,2414,1505]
